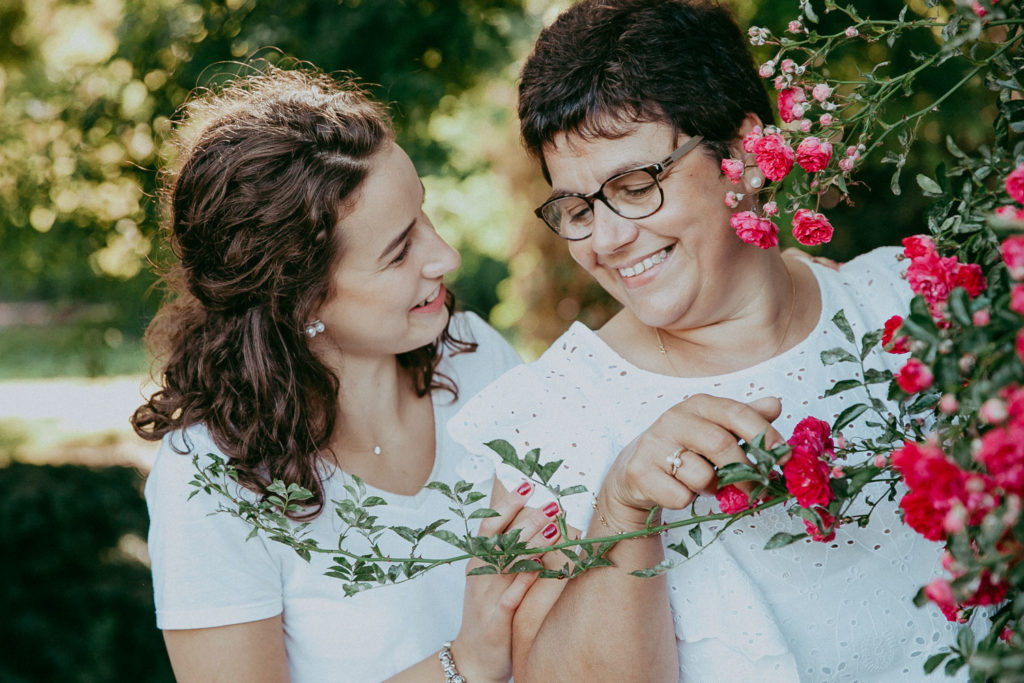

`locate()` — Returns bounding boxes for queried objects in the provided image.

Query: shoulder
[441,311,522,397]
[813,246,910,327]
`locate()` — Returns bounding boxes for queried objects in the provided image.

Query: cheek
[567,243,596,271]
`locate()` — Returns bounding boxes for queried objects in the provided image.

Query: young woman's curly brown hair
[132,65,472,518]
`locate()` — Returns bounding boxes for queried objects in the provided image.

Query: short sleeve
[144,427,283,630]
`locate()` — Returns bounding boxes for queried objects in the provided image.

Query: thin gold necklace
[655,265,797,375]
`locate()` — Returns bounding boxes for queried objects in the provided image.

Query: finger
[477,477,534,537]
[669,448,718,496]
[683,394,785,454]
[495,567,541,615]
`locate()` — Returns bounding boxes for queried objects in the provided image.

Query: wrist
[445,638,508,683]
[593,489,659,534]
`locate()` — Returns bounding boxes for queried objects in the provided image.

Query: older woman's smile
[617,246,673,279]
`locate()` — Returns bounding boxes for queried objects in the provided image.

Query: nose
[589,201,638,255]
[421,219,461,279]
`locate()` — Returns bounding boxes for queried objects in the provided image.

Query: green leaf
[717,462,765,486]
[468,508,501,519]
[948,288,972,327]
[821,347,859,366]
[688,524,703,547]
[430,529,465,549]
[832,310,855,344]
[558,485,588,496]
[833,403,869,432]
[916,174,943,196]
[764,532,806,549]
[484,439,517,462]
[467,565,499,576]
[391,526,420,544]
[863,368,892,385]
[860,329,884,360]
[524,447,540,475]
[506,558,544,574]
[824,379,862,397]
[667,539,689,558]
[361,496,387,507]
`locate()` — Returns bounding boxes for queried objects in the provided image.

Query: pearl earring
[749,175,763,189]
[304,320,326,338]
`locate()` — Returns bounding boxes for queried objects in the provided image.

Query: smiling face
[543,120,763,332]
[314,141,460,360]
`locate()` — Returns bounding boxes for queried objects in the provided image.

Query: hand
[599,394,783,531]
[449,478,562,683]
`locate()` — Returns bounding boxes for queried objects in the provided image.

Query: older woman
[449,1,964,681]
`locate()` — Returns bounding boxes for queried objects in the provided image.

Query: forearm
[522,508,678,682]
[384,641,492,683]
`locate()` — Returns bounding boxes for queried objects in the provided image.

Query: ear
[729,112,765,161]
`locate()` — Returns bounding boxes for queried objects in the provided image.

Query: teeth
[618,248,669,278]
[420,286,441,307]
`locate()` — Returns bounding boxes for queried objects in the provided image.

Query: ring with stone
[667,448,684,476]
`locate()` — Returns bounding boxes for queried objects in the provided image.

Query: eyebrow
[378,221,415,262]
[547,158,654,202]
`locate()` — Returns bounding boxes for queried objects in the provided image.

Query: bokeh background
[0,0,1000,679]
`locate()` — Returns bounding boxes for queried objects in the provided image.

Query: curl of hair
[132,64,474,519]
[518,0,775,179]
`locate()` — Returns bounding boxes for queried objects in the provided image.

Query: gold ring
[666,448,685,476]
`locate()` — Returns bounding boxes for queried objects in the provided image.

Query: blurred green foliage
[0,461,173,682]
[0,0,1011,366]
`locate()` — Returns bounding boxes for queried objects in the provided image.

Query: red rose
[905,251,956,307]
[783,445,834,508]
[802,507,837,542]
[902,234,937,259]
[896,358,934,394]
[730,211,779,249]
[753,133,795,181]
[952,262,986,297]
[881,315,909,354]
[1012,284,1024,315]
[716,484,751,514]
[791,208,834,246]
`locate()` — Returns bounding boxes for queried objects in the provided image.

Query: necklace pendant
[373,446,382,455]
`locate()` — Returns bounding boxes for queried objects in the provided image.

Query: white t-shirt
[449,248,967,682]
[146,312,521,683]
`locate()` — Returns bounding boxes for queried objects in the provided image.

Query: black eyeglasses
[535,135,704,240]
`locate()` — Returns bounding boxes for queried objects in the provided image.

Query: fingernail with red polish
[541,523,558,539]
[516,481,532,496]
[543,502,560,518]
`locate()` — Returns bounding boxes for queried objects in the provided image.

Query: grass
[0,324,149,379]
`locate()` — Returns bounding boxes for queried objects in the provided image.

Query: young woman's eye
[390,240,411,265]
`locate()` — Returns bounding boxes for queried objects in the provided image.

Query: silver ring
[666,448,684,476]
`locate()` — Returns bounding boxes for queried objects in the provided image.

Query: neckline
[571,258,831,383]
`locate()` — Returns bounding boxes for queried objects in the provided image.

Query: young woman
[449,1,968,680]
[133,66,560,683]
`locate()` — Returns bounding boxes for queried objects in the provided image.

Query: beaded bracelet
[438,641,466,683]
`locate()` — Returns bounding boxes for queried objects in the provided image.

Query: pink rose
[938,393,959,414]
[819,113,834,127]
[845,26,859,38]
[763,201,779,217]
[881,315,909,354]
[905,251,956,308]
[980,398,1009,425]
[977,424,1024,496]
[788,20,802,33]
[796,136,833,173]
[811,83,832,103]
[741,126,763,153]
[1006,163,1024,203]
[716,484,751,514]
[753,133,795,181]
[730,211,779,249]
[721,158,745,183]
[994,205,1024,224]
[838,157,855,173]
[798,119,812,133]
[971,1,987,17]
[791,208,834,246]
[777,87,806,123]
[896,358,934,393]
[1001,235,1024,279]
[973,309,990,326]
[1012,284,1024,315]
[924,578,961,622]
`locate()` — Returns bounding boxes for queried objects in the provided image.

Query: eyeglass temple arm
[661,135,704,168]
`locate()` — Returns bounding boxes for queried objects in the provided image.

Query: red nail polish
[543,502,560,517]
[516,481,532,496]
[541,523,558,539]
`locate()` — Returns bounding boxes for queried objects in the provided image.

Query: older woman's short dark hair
[518,0,774,177]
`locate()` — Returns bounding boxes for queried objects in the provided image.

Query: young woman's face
[543,120,757,331]
[314,141,460,359]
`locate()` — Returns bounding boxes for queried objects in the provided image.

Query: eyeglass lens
[542,169,663,237]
